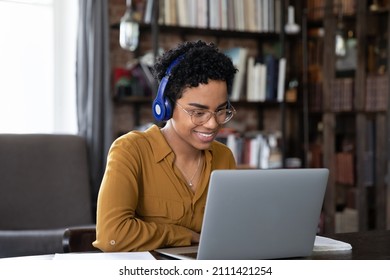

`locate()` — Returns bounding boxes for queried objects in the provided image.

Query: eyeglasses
[176,102,236,125]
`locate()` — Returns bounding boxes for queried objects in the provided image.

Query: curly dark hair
[152,40,237,105]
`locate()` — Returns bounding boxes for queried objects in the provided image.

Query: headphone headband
[165,55,184,76]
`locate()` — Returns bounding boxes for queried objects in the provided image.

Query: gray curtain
[76,0,113,215]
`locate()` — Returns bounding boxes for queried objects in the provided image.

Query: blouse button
[109,240,116,246]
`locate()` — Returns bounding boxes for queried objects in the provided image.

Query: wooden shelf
[304,0,390,233]
[111,23,281,40]
[110,0,304,170]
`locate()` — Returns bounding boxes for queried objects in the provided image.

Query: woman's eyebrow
[187,101,229,110]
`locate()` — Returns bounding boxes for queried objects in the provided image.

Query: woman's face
[169,80,229,151]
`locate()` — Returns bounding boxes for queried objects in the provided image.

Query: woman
[93,40,238,252]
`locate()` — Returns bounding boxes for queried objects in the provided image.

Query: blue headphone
[152,55,184,122]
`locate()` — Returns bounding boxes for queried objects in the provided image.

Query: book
[256,62,267,102]
[262,0,269,32]
[264,54,278,101]
[208,0,219,29]
[247,133,270,168]
[255,0,263,32]
[277,57,286,102]
[274,0,281,33]
[366,74,388,111]
[244,0,257,32]
[247,58,267,102]
[246,56,255,101]
[216,128,241,164]
[224,47,249,101]
[233,0,245,31]
[227,0,236,30]
[220,0,228,30]
[196,0,208,28]
[331,78,353,112]
[176,0,188,27]
[335,152,354,185]
[268,0,275,32]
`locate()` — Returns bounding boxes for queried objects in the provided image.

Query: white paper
[313,235,352,252]
[53,252,156,260]
[0,254,55,261]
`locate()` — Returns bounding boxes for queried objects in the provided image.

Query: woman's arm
[93,136,193,252]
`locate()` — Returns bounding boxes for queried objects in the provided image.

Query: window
[0,0,78,133]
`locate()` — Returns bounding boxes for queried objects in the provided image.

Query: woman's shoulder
[110,124,169,153]
[114,130,147,145]
[209,140,236,168]
[111,126,154,150]
[210,140,234,156]
[211,139,230,149]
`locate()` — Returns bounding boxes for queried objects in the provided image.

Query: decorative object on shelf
[268,133,282,169]
[335,18,347,57]
[373,35,388,75]
[119,0,140,51]
[370,0,390,13]
[370,0,380,11]
[336,30,357,71]
[285,79,299,102]
[285,5,300,34]
[113,64,152,100]
[369,0,389,12]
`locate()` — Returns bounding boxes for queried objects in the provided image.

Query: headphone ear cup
[153,55,185,122]
[163,96,172,121]
[152,76,169,121]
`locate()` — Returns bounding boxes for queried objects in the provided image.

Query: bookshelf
[304,0,390,233]
[109,0,304,169]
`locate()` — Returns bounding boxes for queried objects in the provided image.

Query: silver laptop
[156,168,329,260]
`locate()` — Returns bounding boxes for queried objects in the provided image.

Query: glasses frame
[175,102,236,125]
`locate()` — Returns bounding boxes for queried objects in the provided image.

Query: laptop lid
[156,168,329,260]
[198,168,328,260]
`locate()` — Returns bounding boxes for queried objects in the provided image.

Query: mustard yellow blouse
[93,124,236,252]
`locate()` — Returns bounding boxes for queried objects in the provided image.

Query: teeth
[198,132,214,137]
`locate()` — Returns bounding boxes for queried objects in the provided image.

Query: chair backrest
[0,134,93,230]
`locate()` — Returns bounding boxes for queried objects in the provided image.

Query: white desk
[0,251,156,260]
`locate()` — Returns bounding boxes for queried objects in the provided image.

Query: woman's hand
[190,230,200,244]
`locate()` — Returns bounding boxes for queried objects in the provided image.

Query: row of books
[142,0,282,33]
[334,119,377,187]
[365,74,388,112]
[311,148,355,186]
[224,47,286,102]
[216,130,283,169]
[246,56,286,102]
[331,78,354,112]
[307,0,356,21]
[308,75,389,112]
[308,79,353,113]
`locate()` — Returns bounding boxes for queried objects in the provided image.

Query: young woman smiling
[94,40,238,252]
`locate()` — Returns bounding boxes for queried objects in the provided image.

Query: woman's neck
[161,121,201,161]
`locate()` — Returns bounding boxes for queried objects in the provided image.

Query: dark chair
[0,134,94,258]
[63,226,99,253]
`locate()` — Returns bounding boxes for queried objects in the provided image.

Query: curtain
[76,0,113,216]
